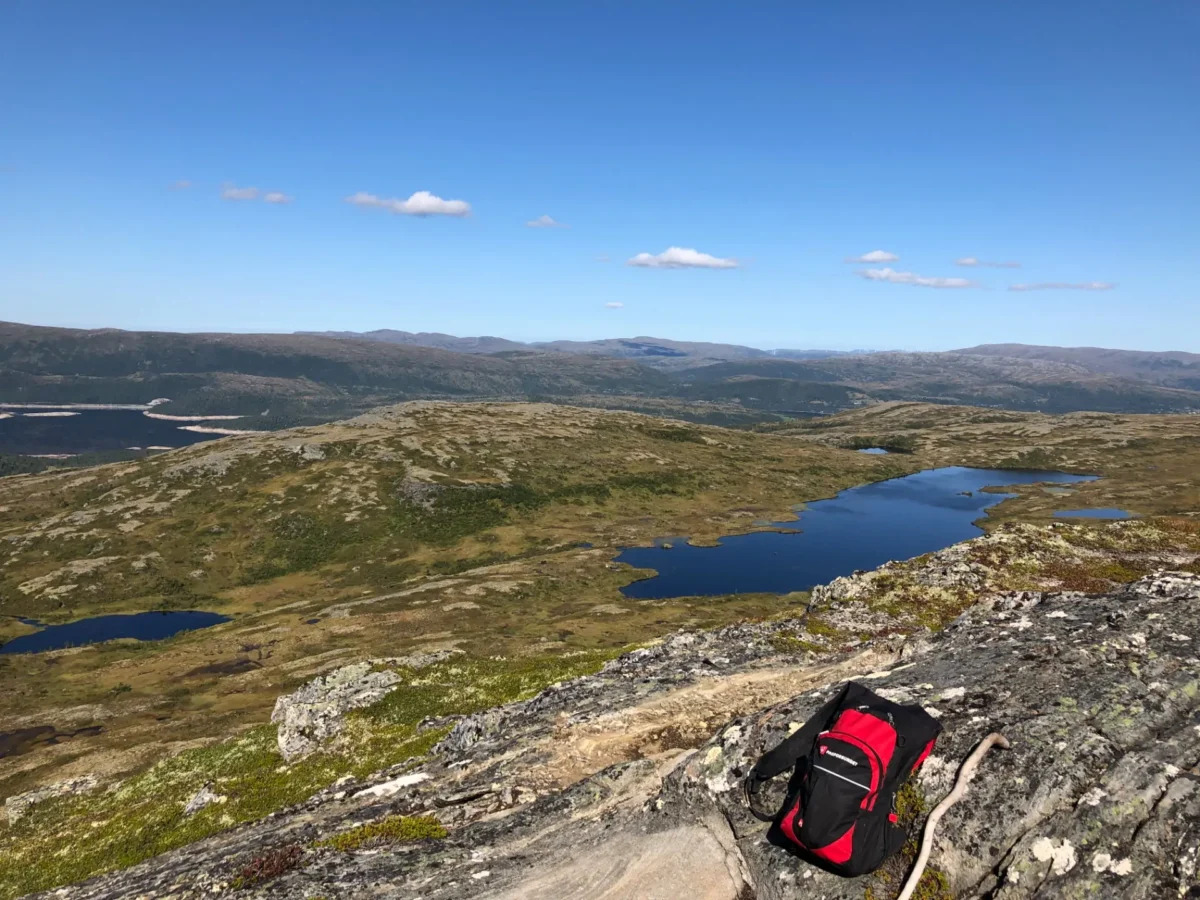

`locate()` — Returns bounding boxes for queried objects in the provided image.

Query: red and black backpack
[743,681,942,877]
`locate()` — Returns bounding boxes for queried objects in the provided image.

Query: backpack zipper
[811,763,871,791]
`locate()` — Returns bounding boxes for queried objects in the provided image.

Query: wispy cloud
[857,267,975,289]
[345,190,471,217]
[526,214,566,228]
[956,257,1021,268]
[221,184,260,201]
[221,183,294,204]
[1009,281,1115,292]
[595,255,611,263]
[170,179,192,190]
[845,250,899,264]
[627,247,738,269]
[605,301,624,309]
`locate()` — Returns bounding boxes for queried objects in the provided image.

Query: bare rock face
[5,776,99,824]
[270,662,401,761]
[28,573,1200,899]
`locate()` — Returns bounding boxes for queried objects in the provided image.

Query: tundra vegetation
[1,400,1199,897]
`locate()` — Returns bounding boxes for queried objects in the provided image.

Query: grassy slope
[3,400,1200,896]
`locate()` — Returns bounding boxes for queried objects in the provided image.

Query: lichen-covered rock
[270,663,401,761]
[5,776,99,823]
[183,783,226,817]
[29,573,1200,899]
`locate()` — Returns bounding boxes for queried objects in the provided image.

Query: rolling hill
[671,351,1200,414]
[0,321,671,424]
[959,343,1200,390]
[298,329,528,354]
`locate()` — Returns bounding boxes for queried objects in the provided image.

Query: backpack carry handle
[743,771,781,822]
[742,683,852,822]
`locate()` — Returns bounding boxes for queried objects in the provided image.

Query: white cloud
[605,301,624,309]
[1009,282,1115,292]
[263,191,293,204]
[345,190,471,217]
[857,267,975,289]
[845,250,899,264]
[627,247,738,269]
[221,184,260,201]
[526,214,566,228]
[170,179,192,190]
[956,257,1021,268]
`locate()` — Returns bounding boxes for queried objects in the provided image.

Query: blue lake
[616,467,1097,599]
[0,409,225,456]
[1054,508,1135,520]
[0,611,231,655]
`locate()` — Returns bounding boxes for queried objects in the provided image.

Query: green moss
[804,615,841,637]
[315,815,446,851]
[769,633,824,654]
[361,648,621,727]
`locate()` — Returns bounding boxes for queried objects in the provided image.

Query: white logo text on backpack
[823,749,858,766]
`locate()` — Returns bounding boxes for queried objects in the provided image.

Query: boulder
[270,662,401,761]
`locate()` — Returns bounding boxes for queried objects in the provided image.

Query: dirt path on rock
[528,648,899,793]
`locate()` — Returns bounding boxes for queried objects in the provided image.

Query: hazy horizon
[7,317,1200,357]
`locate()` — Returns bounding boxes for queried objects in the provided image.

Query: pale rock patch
[271,663,402,761]
[5,775,100,823]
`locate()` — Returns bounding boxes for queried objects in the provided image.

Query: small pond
[0,724,104,760]
[1053,508,1135,520]
[616,467,1097,599]
[0,611,231,655]
[856,447,889,455]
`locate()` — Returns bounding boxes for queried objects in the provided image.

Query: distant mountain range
[958,343,1200,391]
[3,322,1199,427]
[299,330,866,369]
[302,330,529,355]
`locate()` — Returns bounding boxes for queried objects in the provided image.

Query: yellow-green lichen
[315,814,447,852]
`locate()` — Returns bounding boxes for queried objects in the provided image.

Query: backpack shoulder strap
[743,682,850,821]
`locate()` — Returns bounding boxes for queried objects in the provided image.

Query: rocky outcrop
[29,573,1200,899]
[5,776,98,824]
[270,663,401,761]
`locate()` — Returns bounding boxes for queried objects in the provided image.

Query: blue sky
[1,2,1197,351]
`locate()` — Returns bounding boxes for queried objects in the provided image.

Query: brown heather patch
[230,844,303,890]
